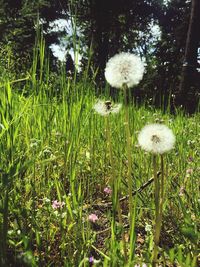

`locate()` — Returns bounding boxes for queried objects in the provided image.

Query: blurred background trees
[0,0,69,73]
[0,0,199,112]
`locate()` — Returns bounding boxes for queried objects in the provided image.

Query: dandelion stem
[153,155,165,266]
[152,154,160,266]
[123,84,133,230]
[117,200,128,261]
[152,154,166,266]
[160,155,165,218]
[105,117,115,193]
[106,117,127,260]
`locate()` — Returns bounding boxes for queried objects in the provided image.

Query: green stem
[160,155,165,219]
[152,154,165,266]
[123,85,133,227]
[1,189,9,266]
[106,117,115,193]
[106,117,127,261]
[152,155,160,266]
[117,200,128,261]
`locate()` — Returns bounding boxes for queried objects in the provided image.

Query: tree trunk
[178,0,200,113]
[90,0,111,81]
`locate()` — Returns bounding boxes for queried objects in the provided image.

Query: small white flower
[138,124,175,154]
[93,100,122,116]
[17,230,21,235]
[145,223,152,232]
[43,197,51,203]
[8,230,14,235]
[85,151,90,159]
[105,52,145,89]
[61,212,67,218]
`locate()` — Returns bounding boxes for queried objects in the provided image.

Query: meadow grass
[0,45,199,267]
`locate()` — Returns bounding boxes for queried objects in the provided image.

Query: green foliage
[0,0,69,72]
[0,48,199,265]
[73,0,163,72]
[0,2,199,265]
[0,0,199,111]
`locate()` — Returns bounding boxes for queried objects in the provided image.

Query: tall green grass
[0,36,199,266]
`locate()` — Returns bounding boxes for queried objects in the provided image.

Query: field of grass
[0,47,199,266]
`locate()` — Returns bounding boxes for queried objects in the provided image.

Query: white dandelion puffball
[105,52,145,89]
[93,100,122,116]
[138,124,175,154]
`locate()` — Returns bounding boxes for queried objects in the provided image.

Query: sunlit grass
[0,41,199,266]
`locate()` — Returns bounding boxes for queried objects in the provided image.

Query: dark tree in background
[73,0,199,112]
[0,0,199,112]
[178,0,200,113]
[146,0,191,109]
[75,0,162,78]
[0,0,69,73]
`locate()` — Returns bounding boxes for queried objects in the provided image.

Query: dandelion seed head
[93,100,122,116]
[138,124,175,154]
[105,52,145,89]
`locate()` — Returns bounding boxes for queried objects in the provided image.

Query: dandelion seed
[105,52,145,89]
[88,214,98,223]
[93,100,122,116]
[138,124,175,154]
[52,200,65,209]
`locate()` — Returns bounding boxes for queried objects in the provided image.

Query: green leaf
[181,225,198,243]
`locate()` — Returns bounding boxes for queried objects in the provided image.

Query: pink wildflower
[188,156,194,162]
[88,214,98,223]
[89,256,94,263]
[52,200,65,209]
[103,187,112,195]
